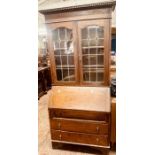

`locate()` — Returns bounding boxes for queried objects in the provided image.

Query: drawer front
[51,130,109,146]
[51,118,109,135]
[49,109,109,122]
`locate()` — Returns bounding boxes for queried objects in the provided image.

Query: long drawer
[49,109,109,122]
[51,118,109,135]
[51,130,109,146]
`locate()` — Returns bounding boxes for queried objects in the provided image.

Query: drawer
[51,118,109,135]
[49,109,109,122]
[51,130,109,146]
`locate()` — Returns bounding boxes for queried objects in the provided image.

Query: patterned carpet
[38,89,116,155]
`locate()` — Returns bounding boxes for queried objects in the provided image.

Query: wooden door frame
[77,19,110,86]
[104,19,111,86]
[46,22,79,85]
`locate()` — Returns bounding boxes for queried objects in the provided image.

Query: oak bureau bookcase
[39,0,115,153]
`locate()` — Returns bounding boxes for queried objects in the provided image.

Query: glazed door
[47,22,79,85]
[78,20,110,86]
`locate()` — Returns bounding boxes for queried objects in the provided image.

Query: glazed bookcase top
[39,0,116,14]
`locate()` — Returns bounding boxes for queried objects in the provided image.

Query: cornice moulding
[39,0,116,14]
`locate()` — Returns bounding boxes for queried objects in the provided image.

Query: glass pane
[98,55,104,65]
[55,56,61,66]
[82,40,88,47]
[83,56,89,66]
[59,28,65,40]
[54,50,61,55]
[90,55,96,66]
[89,39,97,46]
[97,27,104,38]
[69,69,75,81]
[82,49,88,54]
[60,41,66,49]
[97,71,104,81]
[62,68,75,81]
[90,72,96,81]
[63,69,69,81]
[81,25,104,83]
[52,27,75,82]
[82,28,88,39]
[89,26,96,39]
[83,68,89,81]
[61,56,67,66]
[56,69,63,81]
[68,56,74,66]
[67,29,72,40]
[97,39,104,46]
[96,48,103,54]
[82,48,103,55]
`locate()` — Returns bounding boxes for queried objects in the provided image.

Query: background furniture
[110,27,116,79]
[111,97,116,147]
[49,86,111,153]
[110,26,116,146]
[38,66,52,98]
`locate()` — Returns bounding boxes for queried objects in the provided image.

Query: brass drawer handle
[96,126,99,132]
[96,138,99,143]
[59,134,62,140]
[58,122,61,129]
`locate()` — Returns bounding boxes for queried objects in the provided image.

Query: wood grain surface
[51,117,109,135]
[49,86,111,112]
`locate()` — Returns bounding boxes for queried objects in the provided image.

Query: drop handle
[96,126,99,132]
[96,138,99,143]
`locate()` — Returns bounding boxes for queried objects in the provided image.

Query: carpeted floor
[38,89,116,155]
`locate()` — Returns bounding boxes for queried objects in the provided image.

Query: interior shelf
[82,46,104,49]
[54,54,74,56]
[56,65,75,68]
[83,65,104,68]
[82,38,104,40]
[82,54,104,56]
[54,48,73,50]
